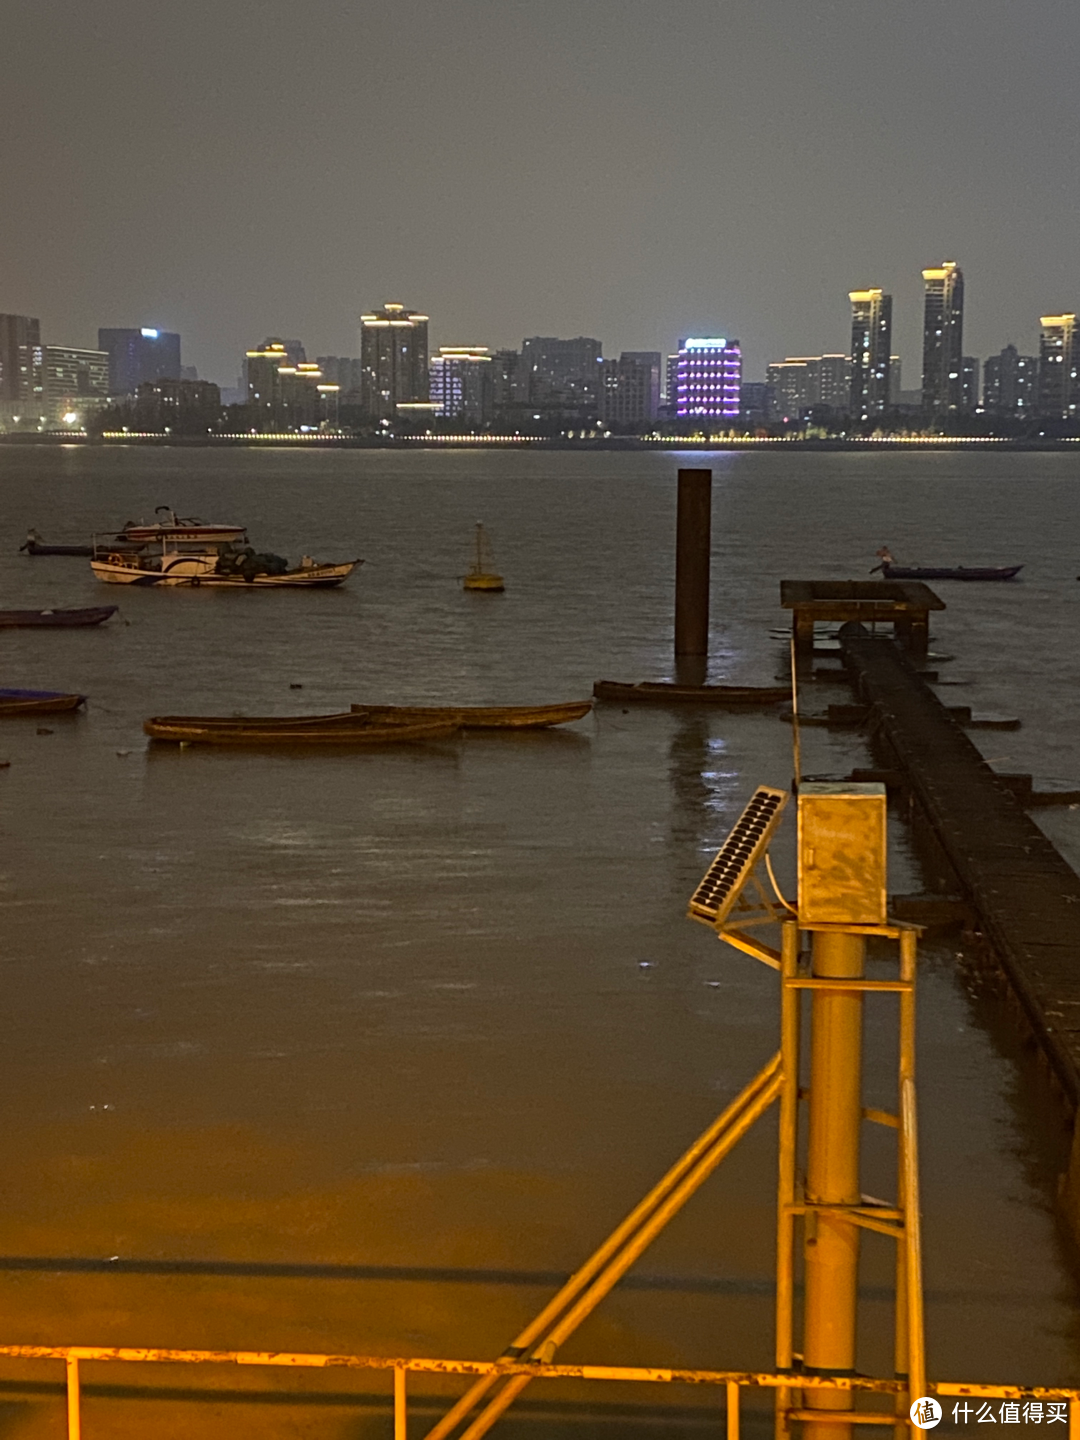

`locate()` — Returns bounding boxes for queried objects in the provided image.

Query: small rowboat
[876,562,1023,582]
[143,713,458,746]
[0,607,118,628]
[20,539,94,557]
[593,680,791,706]
[871,548,1022,582]
[0,689,86,716]
[348,701,592,729]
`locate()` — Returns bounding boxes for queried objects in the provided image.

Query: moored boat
[20,531,94,557]
[143,713,458,745]
[348,701,592,729]
[0,689,86,716]
[90,507,360,587]
[593,680,791,706]
[0,606,117,628]
[871,547,1022,582]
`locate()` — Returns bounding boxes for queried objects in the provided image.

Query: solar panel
[688,786,789,924]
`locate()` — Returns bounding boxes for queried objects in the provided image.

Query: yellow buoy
[463,522,504,592]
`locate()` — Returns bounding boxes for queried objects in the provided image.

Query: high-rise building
[490,350,524,412]
[359,303,429,420]
[921,262,964,415]
[674,338,742,419]
[961,357,979,413]
[848,291,892,420]
[766,355,855,419]
[43,345,110,424]
[1037,314,1079,419]
[520,336,603,410]
[97,327,181,396]
[888,356,902,406]
[982,345,1038,417]
[739,382,773,424]
[599,351,661,427]
[245,340,326,429]
[429,347,494,425]
[316,357,363,398]
[664,354,680,413]
[0,314,45,421]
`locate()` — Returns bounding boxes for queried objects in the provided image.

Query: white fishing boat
[89,509,360,588]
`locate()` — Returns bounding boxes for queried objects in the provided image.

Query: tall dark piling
[674,469,711,682]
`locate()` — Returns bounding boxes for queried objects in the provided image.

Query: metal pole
[66,1356,81,1440]
[675,468,711,669]
[775,920,800,1440]
[728,1380,741,1440]
[395,1365,407,1440]
[802,930,865,1440]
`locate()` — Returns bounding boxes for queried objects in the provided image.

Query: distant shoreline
[3,433,1080,453]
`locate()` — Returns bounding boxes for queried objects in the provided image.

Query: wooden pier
[782,580,945,665]
[837,631,1080,1145]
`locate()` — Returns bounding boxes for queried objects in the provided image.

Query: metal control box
[797,782,887,925]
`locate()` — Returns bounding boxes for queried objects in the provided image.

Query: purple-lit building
[675,337,742,418]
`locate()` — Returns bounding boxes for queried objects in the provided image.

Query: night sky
[2,0,1077,385]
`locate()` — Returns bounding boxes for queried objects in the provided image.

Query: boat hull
[144,715,457,745]
[0,607,117,628]
[348,701,592,729]
[21,542,94,557]
[0,689,86,715]
[880,563,1023,582]
[92,560,360,587]
[593,681,791,706]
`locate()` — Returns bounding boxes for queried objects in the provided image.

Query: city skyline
[1,1,1077,386]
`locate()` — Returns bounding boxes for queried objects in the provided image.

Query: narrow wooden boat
[593,680,791,706]
[144,714,459,745]
[0,606,118,628]
[0,688,86,716]
[20,539,94,556]
[877,562,1023,582]
[871,548,1022,582]
[348,701,593,729]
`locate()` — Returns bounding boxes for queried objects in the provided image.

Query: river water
[0,444,1076,1438]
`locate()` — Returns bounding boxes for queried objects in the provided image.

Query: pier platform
[837,630,1080,1120]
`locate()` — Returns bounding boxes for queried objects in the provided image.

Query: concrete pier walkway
[838,630,1080,1112]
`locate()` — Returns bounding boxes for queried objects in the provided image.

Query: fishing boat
[0,689,86,716]
[20,531,94,557]
[0,606,117,628]
[463,523,504,591]
[593,680,791,706]
[870,547,1022,582]
[90,508,359,587]
[348,701,593,729]
[143,713,458,745]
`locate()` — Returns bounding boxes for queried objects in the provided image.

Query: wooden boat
[593,680,791,706]
[348,701,593,729]
[0,688,86,716]
[20,532,94,556]
[143,713,459,745]
[463,523,504,591]
[871,548,1022,582]
[0,606,117,628]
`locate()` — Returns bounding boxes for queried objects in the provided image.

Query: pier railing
[3,1342,1079,1440]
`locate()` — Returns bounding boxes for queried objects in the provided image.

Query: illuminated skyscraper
[674,338,741,419]
[359,303,429,420]
[97,327,181,396]
[429,347,493,425]
[982,345,1038,417]
[0,314,44,418]
[1036,314,1079,419]
[848,290,892,420]
[921,262,964,414]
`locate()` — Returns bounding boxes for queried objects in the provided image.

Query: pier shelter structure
[781,580,944,665]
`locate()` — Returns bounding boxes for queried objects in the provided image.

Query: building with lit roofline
[429,347,494,425]
[97,327,181,396]
[848,290,892,420]
[921,262,964,415]
[675,338,741,419]
[359,303,429,420]
[1036,314,1079,419]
